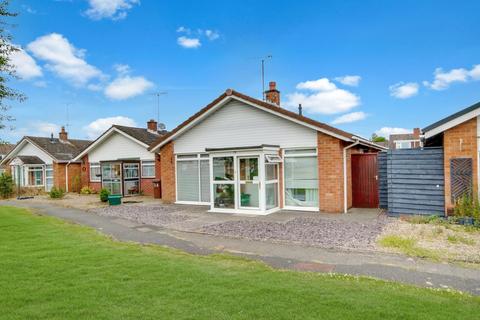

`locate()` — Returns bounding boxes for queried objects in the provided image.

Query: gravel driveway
[201,216,390,250]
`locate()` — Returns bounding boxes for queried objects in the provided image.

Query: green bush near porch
[0,206,479,319]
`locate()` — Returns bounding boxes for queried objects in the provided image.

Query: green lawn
[0,207,479,320]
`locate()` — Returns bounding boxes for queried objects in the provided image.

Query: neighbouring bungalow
[149,82,385,215]
[73,120,167,197]
[0,143,15,174]
[0,127,91,192]
[423,100,480,213]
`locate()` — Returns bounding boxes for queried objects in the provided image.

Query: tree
[371,133,386,142]
[0,0,25,130]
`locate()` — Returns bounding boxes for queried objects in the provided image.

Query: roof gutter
[343,139,361,214]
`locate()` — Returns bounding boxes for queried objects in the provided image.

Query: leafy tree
[0,172,13,198]
[371,133,386,142]
[0,0,25,130]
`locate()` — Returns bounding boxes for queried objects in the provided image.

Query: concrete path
[2,201,480,295]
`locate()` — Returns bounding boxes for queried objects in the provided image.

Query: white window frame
[282,148,319,212]
[175,154,210,205]
[45,164,54,191]
[89,162,101,182]
[26,165,44,187]
[141,160,155,178]
[394,139,420,149]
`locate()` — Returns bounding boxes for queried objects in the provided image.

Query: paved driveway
[91,204,389,250]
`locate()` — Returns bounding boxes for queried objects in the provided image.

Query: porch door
[238,157,260,209]
[123,163,140,196]
[351,154,379,208]
[102,163,122,195]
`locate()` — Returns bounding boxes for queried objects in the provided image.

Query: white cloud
[14,122,61,139]
[389,82,419,99]
[177,36,201,49]
[176,26,191,33]
[27,33,103,86]
[470,64,480,80]
[423,67,469,90]
[83,116,137,139]
[331,111,367,124]
[35,122,61,136]
[334,75,361,87]
[33,80,48,88]
[114,63,130,75]
[205,29,220,41]
[84,0,139,20]
[285,78,360,114]
[375,127,411,138]
[9,46,42,80]
[104,75,153,100]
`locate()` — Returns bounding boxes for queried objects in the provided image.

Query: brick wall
[443,117,478,211]
[141,178,154,196]
[159,141,175,202]
[80,155,89,188]
[53,162,81,192]
[317,132,345,213]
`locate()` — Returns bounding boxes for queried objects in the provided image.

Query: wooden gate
[351,153,379,208]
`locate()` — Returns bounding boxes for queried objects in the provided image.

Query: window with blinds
[176,154,210,203]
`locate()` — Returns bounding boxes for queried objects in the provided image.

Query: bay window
[27,166,44,186]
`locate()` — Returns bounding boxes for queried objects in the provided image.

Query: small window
[265,154,282,163]
[141,161,155,178]
[177,154,198,159]
[90,163,101,182]
[395,141,411,149]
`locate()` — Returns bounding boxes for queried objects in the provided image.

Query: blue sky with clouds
[3,0,480,142]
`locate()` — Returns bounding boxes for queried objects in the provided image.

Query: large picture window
[284,149,318,208]
[176,154,210,203]
[27,166,44,186]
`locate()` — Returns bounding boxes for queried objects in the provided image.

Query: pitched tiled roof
[16,155,45,164]
[0,143,14,155]
[113,125,168,145]
[26,136,92,161]
[149,89,383,151]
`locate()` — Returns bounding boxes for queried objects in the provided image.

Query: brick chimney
[59,126,68,141]
[147,119,158,132]
[413,128,420,139]
[265,81,280,106]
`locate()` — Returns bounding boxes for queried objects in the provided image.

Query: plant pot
[463,217,474,226]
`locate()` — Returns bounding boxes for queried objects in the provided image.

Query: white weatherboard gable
[174,100,318,154]
[424,107,480,139]
[87,131,155,162]
[12,140,54,164]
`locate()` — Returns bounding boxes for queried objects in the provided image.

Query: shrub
[0,173,14,198]
[80,186,95,195]
[100,188,110,202]
[49,187,65,199]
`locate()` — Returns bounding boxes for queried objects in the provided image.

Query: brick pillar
[159,141,175,203]
[443,117,478,212]
[317,132,344,213]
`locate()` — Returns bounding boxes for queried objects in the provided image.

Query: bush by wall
[0,173,14,199]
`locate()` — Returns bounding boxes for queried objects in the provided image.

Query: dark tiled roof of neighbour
[26,136,92,161]
[148,89,372,151]
[0,143,14,155]
[423,101,480,133]
[113,125,168,146]
[16,155,45,164]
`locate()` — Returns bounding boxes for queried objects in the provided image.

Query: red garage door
[352,154,379,208]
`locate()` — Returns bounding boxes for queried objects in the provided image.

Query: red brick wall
[52,162,81,192]
[443,117,478,211]
[141,178,154,196]
[53,162,65,190]
[159,142,176,202]
[317,132,345,213]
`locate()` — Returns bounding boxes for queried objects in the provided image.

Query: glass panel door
[238,157,259,209]
[102,163,122,195]
[123,163,139,196]
[265,162,279,210]
[212,156,235,209]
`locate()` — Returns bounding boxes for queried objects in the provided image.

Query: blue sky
[3,0,480,142]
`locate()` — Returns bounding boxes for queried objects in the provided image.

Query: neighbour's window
[27,166,44,186]
[90,163,101,182]
[141,161,155,178]
[395,141,411,149]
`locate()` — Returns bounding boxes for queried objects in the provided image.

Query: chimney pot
[265,81,280,106]
[147,119,158,132]
[298,104,303,116]
[59,126,68,141]
[413,128,420,138]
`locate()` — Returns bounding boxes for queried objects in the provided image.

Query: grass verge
[1,206,479,319]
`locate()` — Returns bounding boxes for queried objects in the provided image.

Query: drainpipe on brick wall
[343,139,361,214]
[65,161,71,192]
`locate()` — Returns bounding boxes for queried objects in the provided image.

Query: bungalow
[149,82,385,215]
[0,127,91,192]
[73,120,167,196]
[423,100,480,213]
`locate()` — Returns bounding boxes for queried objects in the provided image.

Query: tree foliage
[0,0,25,130]
[371,133,386,142]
